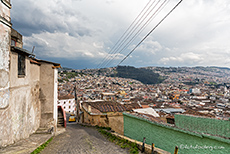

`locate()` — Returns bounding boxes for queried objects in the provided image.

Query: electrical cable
[105,0,168,67]
[117,0,183,66]
[97,0,153,68]
[103,0,161,68]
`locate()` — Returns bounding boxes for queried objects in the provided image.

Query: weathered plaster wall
[53,68,58,130]
[82,107,124,135]
[0,52,41,147]
[0,0,11,109]
[108,113,124,135]
[123,113,230,154]
[82,109,103,126]
[39,63,57,130]
[0,0,11,147]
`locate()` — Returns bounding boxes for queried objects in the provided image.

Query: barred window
[18,53,25,77]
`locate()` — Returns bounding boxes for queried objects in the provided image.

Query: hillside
[110,66,164,84]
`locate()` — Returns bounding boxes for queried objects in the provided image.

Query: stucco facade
[1,50,41,147]
[82,106,124,135]
[0,26,60,147]
[0,0,11,110]
[39,61,59,130]
[0,0,11,147]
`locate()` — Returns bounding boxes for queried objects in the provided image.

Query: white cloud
[159,52,203,65]
[24,31,105,59]
[11,0,230,69]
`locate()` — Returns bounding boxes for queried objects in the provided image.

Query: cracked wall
[0,51,41,147]
[0,0,11,147]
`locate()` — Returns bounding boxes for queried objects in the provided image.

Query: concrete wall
[0,4,59,145]
[82,107,124,135]
[123,113,230,154]
[82,109,105,126]
[108,112,124,135]
[39,62,57,130]
[53,68,58,129]
[0,0,11,110]
[175,114,230,138]
[0,0,11,147]
[0,51,41,147]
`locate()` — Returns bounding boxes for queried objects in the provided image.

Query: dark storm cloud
[11,0,92,37]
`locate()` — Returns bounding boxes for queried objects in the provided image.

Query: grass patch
[30,137,53,154]
[97,127,139,154]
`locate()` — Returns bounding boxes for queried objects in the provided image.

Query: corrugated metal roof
[133,108,160,117]
[154,108,185,114]
[84,101,131,113]
[11,46,35,57]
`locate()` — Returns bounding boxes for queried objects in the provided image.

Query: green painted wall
[175,114,230,138]
[123,113,230,154]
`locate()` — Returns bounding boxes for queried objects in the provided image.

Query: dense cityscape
[58,66,230,122]
[2,0,230,153]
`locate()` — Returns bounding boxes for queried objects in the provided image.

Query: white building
[58,94,76,114]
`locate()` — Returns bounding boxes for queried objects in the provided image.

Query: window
[69,106,71,109]
[18,53,25,77]
[11,39,16,46]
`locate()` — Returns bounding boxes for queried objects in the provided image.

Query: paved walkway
[0,133,52,154]
[0,128,65,154]
[40,123,130,154]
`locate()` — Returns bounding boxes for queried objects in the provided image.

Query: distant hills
[59,65,230,85]
[110,66,165,84]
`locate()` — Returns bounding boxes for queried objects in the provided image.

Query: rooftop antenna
[29,46,36,58]
[32,46,35,54]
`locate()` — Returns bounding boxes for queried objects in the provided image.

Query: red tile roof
[84,101,131,113]
[58,94,75,100]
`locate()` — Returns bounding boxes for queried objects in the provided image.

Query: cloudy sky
[11,0,230,69]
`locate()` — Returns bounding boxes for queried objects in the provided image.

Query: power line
[103,0,161,68]
[105,0,168,68]
[97,0,153,68]
[117,0,183,66]
[102,0,158,65]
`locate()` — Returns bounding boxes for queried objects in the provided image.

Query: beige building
[81,101,131,135]
[0,26,61,147]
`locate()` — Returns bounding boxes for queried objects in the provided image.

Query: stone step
[58,120,64,124]
[57,124,64,127]
[35,128,53,134]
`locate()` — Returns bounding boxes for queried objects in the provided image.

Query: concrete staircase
[57,107,65,127]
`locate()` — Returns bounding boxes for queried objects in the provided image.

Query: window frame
[18,53,26,78]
